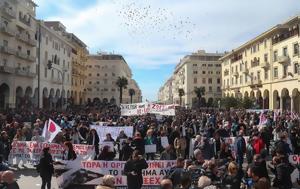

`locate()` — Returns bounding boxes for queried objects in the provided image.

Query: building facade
[158,50,223,107]
[0,0,37,109]
[35,21,74,109]
[85,54,142,105]
[220,15,300,112]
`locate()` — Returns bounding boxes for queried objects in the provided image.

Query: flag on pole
[42,120,48,139]
[45,119,62,143]
[259,111,267,125]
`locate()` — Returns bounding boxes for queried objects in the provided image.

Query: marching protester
[37,147,54,189]
[124,150,148,189]
[1,170,20,189]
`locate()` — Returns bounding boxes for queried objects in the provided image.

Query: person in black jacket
[38,147,54,189]
[124,150,148,189]
[87,129,100,160]
[62,141,77,160]
[273,155,294,189]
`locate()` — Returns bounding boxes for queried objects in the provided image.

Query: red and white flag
[259,111,267,125]
[43,119,62,143]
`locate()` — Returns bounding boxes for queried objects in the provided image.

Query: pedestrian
[235,130,246,168]
[124,150,148,189]
[1,170,20,189]
[37,147,54,189]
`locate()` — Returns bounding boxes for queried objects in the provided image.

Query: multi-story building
[158,77,173,104]
[65,32,88,106]
[158,50,223,107]
[220,15,300,112]
[35,21,73,109]
[0,0,37,109]
[85,54,142,105]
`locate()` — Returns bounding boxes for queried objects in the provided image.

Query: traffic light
[47,60,52,69]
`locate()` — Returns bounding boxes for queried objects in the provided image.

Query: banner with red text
[8,141,95,165]
[55,160,176,189]
[120,102,176,116]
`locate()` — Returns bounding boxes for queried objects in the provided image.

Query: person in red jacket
[252,134,265,154]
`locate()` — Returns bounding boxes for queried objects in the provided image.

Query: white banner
[55,160,176,188]
[289,155,300,183]
[90,126,134,143]
[120,103,176,116]
[8,141,95,165]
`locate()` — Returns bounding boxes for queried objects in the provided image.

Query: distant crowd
[0,103,300,189]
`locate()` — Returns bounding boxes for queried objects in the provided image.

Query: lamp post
[47,60,67,110]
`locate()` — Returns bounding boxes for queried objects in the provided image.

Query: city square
[1,0,300,189]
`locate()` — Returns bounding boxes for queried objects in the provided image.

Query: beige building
[85,54,142,105]
[0,0,37,109]
[158,50,223,107]
[220,15,300,112]
[35,21,73,109]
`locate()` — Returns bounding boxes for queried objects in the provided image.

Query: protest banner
[8,141,95,165]
[145,144,157,153]
[55,160,176,189]
[120,102,176,116]
[160,137,169,148]
[120,103,151,116]
[90,125,134,143]
[100,141,115,152]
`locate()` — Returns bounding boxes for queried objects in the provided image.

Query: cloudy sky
[34,0,300,101]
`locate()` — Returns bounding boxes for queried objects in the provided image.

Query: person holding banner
[124,150,148,189]
[144,129,157,160]
[62,141,77,161]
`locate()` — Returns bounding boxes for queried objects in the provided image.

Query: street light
[47,60,67,110]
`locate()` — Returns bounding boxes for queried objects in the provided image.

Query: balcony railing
[233,71,239,77]
[51,77,63,84]
[0,65,15,74]
[241,67,249,74]
[278,55,290,64]
[1,6,16,19]
[27,55,35,62]
[0,46,15,55]
[15,68,36,78]
[16,33,36,46]
[248,79,262,88]
[16,51,27,60]
[0,24,15,36]
[260,62,270,69]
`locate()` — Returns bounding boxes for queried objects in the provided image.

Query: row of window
[224,63,300,86]
[86,88,117,92]
[193,70,221,75]
[87,65,116,69]
[88,73,116,77]
[194,78,221,84]
[192,63,221,67]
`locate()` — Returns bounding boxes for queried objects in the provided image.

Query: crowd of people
[0,104,300,189]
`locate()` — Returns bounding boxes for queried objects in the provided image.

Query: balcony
[51,77,63,84]
[0,65,15,74]
[27,55,35,62]
[16,33,36,46]
[16,51,27,60]
[0,24,15,36]
[260,62,270,69]
[233,71,239,77]
[16,33,28,43]
[0,46,15,55]
[278,56,290,64]
[242,67,249,74]
[1,6,16,19]
[248,79,262,88]
[15,68,36,78]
